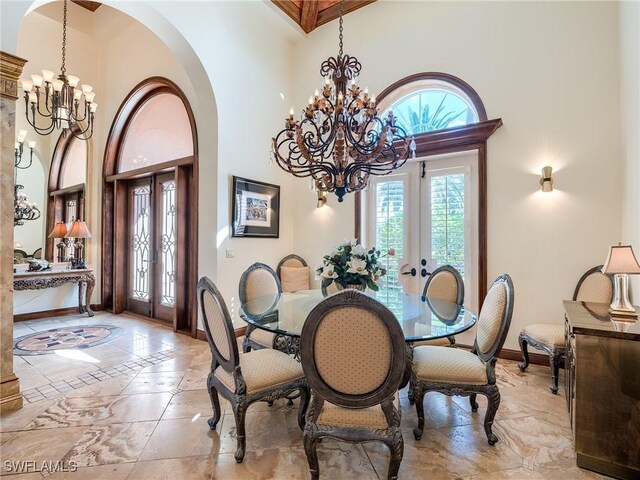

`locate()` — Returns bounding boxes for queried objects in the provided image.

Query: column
[0,51,27,413]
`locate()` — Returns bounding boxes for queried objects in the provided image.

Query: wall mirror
[13,147,46,263]
[45,132,89,263]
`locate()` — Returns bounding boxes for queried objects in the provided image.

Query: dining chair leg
[298,386,310,430]
[412,384,426,440]
[207,377,221,430]
[385,430,404,480]
[469,393,479,412]
[483,386,500,445]
[303,433,320,480]
[233,401,248,463]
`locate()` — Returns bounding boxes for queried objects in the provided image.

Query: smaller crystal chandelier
[272,2,415,202]
[14,130,41,226]
[19,0,97,140]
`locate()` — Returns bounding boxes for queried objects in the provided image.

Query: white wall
[620,0,640,302]
[290,1,625,350]
[147,1,299,326]
[7,1,300,326]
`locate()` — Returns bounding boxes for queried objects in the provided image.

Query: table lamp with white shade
[602,243,640,318]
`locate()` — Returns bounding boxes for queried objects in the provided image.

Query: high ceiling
[272,0,376,33]
[70,1,375,33]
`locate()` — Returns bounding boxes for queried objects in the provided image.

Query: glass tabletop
[240,289,476,343]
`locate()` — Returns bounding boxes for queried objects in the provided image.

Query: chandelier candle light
[271,2,415,202]
[14,130,40,226]
[19,0,97,140]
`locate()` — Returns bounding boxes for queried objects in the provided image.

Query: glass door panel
[128,178,153,316]
[153,174,176,323]
[127,173,177,323]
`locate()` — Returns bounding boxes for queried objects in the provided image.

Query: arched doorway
[103,77,198,335]
[46,132,88,262]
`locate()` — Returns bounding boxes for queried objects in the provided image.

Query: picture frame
[231,176,280,238]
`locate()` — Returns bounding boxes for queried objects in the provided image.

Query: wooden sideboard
[564,300,640,479]
[13,269,96,317]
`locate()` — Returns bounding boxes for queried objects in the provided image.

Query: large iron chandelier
[14,130,41,226]
[19,0,97,140]
[272,5,415,202]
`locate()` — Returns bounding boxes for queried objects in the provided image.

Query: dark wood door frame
[354,72,502,307]
[102,77,198,337]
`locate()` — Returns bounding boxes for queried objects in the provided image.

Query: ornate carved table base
[13,269,96,317]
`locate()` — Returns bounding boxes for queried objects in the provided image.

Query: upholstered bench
[518,324,566,393]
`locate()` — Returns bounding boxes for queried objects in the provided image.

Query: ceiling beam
[300,0,320,34]
[316,0,376,29]
[71,1,101,12]
[272,0,301,25]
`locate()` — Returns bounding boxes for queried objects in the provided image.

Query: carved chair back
[198,276,240,375]
[422,265,464,305]
[300,290,406,408]
[277,254,307,279]
[573,265,613,303]
[239,262,282,304]
[474,274,514,363]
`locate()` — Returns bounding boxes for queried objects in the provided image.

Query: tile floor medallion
[0,312,611,479]
[14,325,122,355]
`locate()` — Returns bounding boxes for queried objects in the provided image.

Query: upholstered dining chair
[518,265,613,393]
[416,265,464,348]
[198,276,309,463]
[239,262,282,352]
[411,274,514,445]
[277,254,310,292]
[300,290,406,480]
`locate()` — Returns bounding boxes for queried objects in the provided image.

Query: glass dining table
[239,289,477,358]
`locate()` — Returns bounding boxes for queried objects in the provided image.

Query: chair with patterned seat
[300,290,406,480]
[277,254,311,292]
[411,274,514,445]
[240,262,282,352]
[406,265,465,404]
[416,265,464,348]
[198,276,309,463]
[518,265,613,394]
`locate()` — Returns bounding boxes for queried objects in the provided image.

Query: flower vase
[336,282,366,292]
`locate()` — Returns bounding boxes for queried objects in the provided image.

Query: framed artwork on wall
[232,176,280,238]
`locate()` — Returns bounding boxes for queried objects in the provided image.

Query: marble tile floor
[1,312,608,479]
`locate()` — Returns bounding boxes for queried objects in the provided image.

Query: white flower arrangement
[315,239,395,292]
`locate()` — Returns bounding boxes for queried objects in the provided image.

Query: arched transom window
[118,93,194,173]
[380,77,484,135]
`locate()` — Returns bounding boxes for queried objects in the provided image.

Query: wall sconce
[316,190,327,208]
[540,166,553,192]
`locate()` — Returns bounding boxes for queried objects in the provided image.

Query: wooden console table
[13,269,96,317]
[564,300,640,479]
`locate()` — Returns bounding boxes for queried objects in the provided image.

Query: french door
[366,151,479,311]
[127,173,177,323]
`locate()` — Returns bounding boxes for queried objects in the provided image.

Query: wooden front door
[127,173,177,323]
